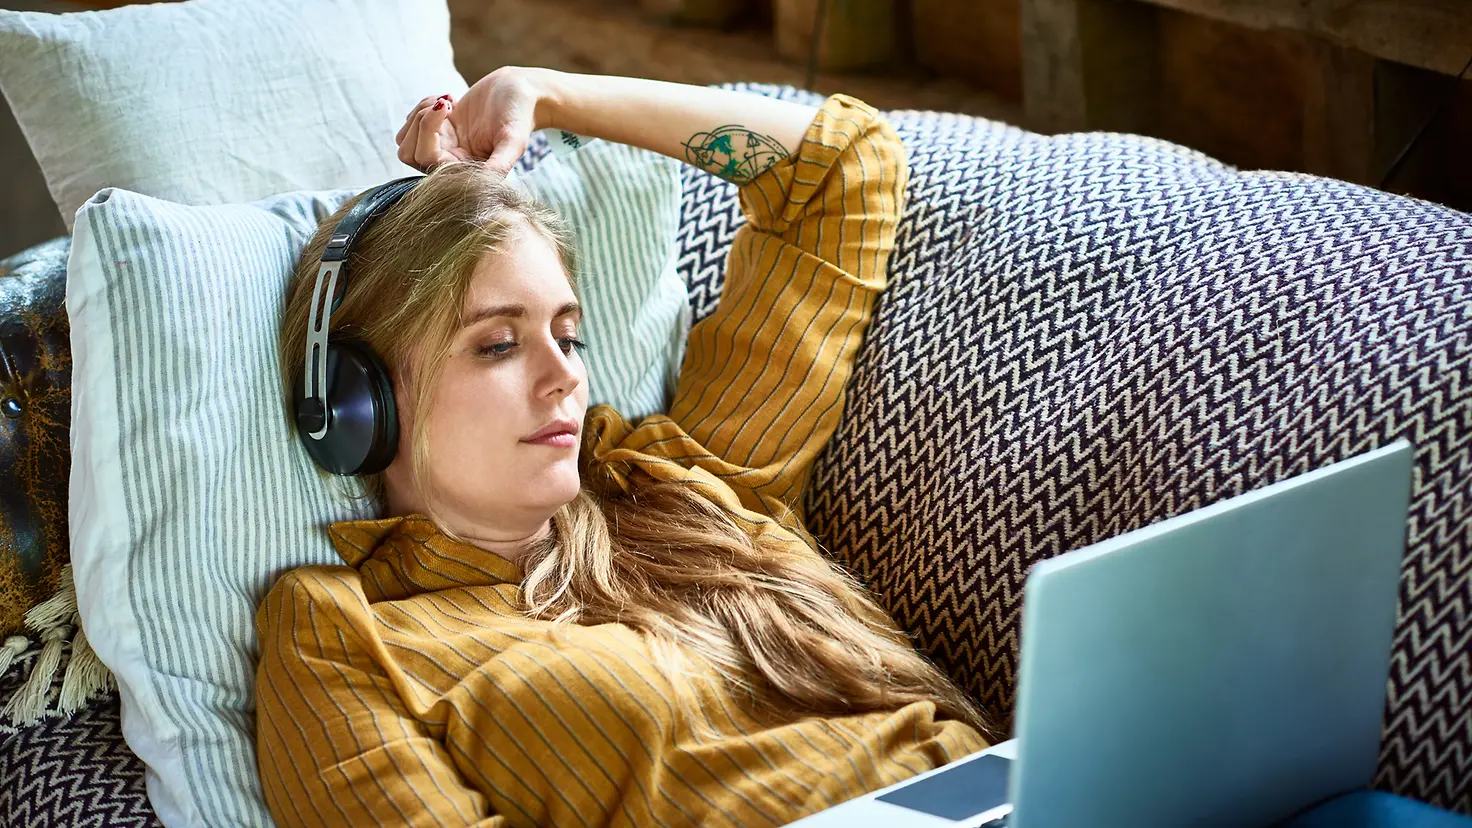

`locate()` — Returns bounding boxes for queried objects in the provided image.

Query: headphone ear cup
[294,340,400,476]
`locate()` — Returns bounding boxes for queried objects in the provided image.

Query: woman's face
[384,224,589,544]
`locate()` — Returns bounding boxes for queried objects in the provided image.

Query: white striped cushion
[65,141,684,827]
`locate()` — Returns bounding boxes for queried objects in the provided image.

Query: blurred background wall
[4,0,1469,257]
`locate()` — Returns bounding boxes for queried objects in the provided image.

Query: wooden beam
[1133,0,1471,76]
[773,0,902,72]
[1302,39,1378,184]
[1021,0,1089,133]
[637,0,751,27]
[911,0,1024,101]
[1022,0,1160,135]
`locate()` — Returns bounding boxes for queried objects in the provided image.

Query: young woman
[257,67,993,827]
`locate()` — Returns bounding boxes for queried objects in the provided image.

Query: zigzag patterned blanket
[2,85,1468,821]
[689,85,1471,813]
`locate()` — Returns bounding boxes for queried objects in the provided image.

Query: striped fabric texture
[254,94,989,828]
[64,142,683,826]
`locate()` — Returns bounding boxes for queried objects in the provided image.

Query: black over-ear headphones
[294,175,424,476]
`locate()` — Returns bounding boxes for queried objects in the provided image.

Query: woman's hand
[394,94,467,172]
[395,67,547,175]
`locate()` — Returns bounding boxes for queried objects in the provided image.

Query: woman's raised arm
[397,67,819,184]
[532,70,820,184]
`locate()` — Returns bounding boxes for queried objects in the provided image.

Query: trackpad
[877,754,1013,820]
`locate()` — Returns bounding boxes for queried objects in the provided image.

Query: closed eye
[478,338,588,359]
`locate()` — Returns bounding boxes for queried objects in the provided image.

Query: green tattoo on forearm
[681,125,791,185]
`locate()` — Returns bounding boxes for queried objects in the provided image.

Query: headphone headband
[321,176,424,264]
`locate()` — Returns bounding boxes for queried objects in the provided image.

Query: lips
[522,418,579,442]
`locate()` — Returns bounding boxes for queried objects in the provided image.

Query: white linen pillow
[67,141,685,826]
[0,0,468,232]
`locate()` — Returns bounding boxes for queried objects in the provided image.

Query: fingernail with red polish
[433,100,445,110]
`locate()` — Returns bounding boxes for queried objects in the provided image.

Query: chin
[532,469,583,510]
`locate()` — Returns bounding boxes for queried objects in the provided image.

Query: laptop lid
[1009,440,1413,828]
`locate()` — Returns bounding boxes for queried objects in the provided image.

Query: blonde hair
[279,161,996,737]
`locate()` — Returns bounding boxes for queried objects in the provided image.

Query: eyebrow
[460,301,582,327]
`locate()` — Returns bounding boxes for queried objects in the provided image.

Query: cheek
[419,364,511,449]
[450,365,513,416]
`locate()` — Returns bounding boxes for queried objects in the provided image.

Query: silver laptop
[788,440,1413,828]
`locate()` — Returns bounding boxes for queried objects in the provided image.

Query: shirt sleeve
[254,569,507,828]
[667,94,909,526]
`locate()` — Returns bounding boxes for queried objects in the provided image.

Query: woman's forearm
[529,69,820,185]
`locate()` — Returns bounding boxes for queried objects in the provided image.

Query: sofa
[1,84,1469,825]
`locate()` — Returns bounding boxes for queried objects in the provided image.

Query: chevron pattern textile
[689,85,1472,813]
[0,648,159,827]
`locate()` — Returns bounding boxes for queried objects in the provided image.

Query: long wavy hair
[279,161,995,737]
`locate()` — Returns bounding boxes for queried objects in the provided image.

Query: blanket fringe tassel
[1,565,116,727]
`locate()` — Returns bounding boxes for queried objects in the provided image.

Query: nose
[533,334,581,401]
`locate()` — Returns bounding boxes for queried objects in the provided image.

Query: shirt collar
[327,514,523,599]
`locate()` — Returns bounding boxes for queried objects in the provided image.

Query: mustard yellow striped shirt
[255,94,988,828]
